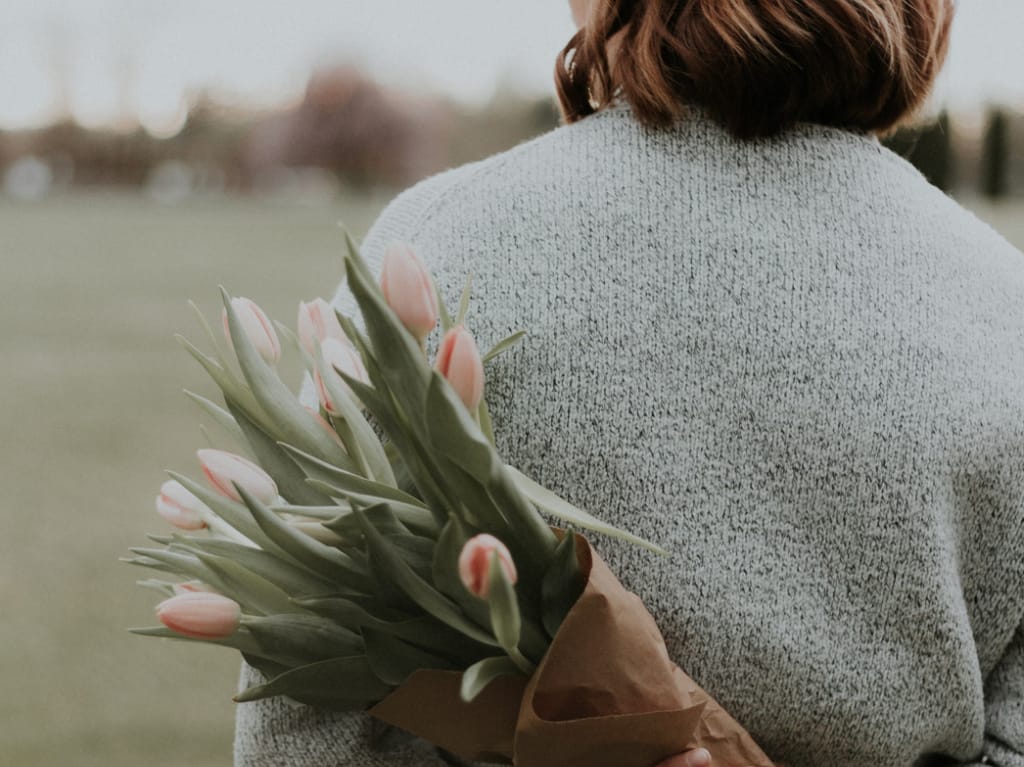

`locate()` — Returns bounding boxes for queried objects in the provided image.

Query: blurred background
[1,1,1022,764]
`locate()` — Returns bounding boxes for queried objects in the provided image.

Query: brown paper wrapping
[369,535,777,767]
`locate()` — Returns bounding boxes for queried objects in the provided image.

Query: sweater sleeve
[961,620,1024,767]
[233,167,487,767]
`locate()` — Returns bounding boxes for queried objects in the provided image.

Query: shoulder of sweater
[358,116,607,256]
[883,147,1024,264]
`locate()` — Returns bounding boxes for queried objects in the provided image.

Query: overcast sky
[0,0,1021,133]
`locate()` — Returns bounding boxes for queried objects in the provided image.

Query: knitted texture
[234,101,1024,767]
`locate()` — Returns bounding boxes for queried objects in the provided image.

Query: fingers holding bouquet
[655,747,760,767]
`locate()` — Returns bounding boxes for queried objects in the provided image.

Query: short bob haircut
[556,0,954,139]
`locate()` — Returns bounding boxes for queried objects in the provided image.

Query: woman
[236,1,1024,765]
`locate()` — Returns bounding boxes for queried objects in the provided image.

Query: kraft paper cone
[369,535,777,767]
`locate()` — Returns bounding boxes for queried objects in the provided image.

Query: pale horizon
[0,0,1021,134]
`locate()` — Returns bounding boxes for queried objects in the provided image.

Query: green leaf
[128,547,227,593]
[244,614,363,666]
[383,532,435,580]
[279,444,423,509]
[436,283,454,333]
[234,483,374,593]
[135,579,176,598]
[423,371,496,483]
[460,656,523,703]
[271,503,349,521]
[165,471,277,552]
[340,253,432,427]
[182,538,335,596]
[274,321,312,368]
[128,625,263,657]
[177,334,262,416]
[355,509,500,647]
[485,553,521,654]
[505,465,669,556]
[363,626,456,686]
[121,555,176,575]
[487,467,560,572]
[187,298,235,369]
[233,655,392,709]
[221,287,353,470]
[183,390,250,455]
[477,397,496,447]
[431,515,493,631]
[295,595,412,626]
[540,531,586,638]
[228,401,333,506]
[334,331,453,524]
[482,329,526,364]
[320,496,438,541]
[341,229,376,288]
[310,339,397,487]
[187,550,306,616]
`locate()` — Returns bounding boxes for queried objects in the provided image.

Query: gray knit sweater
[234,100,1024,767]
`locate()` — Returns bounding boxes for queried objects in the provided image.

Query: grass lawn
[0,190,387,766]
[0,190,1020,765]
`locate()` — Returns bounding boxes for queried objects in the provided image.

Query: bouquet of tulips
[127,234,776,767]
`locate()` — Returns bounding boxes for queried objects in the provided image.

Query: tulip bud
[436,325,485,411]
[297,298,348,356]
[458,534,517,599]
[222,297,281,366]
[314,337,369,414]
[197,448,278,505]
[157,592,241,640]
[380,242,439,342]
[156,479,210,530]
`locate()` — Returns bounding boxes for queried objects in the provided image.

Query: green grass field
[0,191,1021,765]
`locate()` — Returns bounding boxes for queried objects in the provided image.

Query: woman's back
[236,103,1024,766]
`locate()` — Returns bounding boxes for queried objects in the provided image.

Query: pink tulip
[380,242,439,342]
[436,325,485,411]
[157,592,241,640]
[156,479,209,530]
[458,534,517,599]
[314,337,369,413]
[297,298,348,356]
[197,449,278,505]
[222,297,281,366]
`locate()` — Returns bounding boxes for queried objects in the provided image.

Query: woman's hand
[655,748,712,767]
[654,749,760,767]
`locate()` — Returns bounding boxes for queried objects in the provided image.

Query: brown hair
[555,0,954,139]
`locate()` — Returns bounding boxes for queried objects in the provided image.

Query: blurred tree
[882,111,954,192]
[981,108,1010,199]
